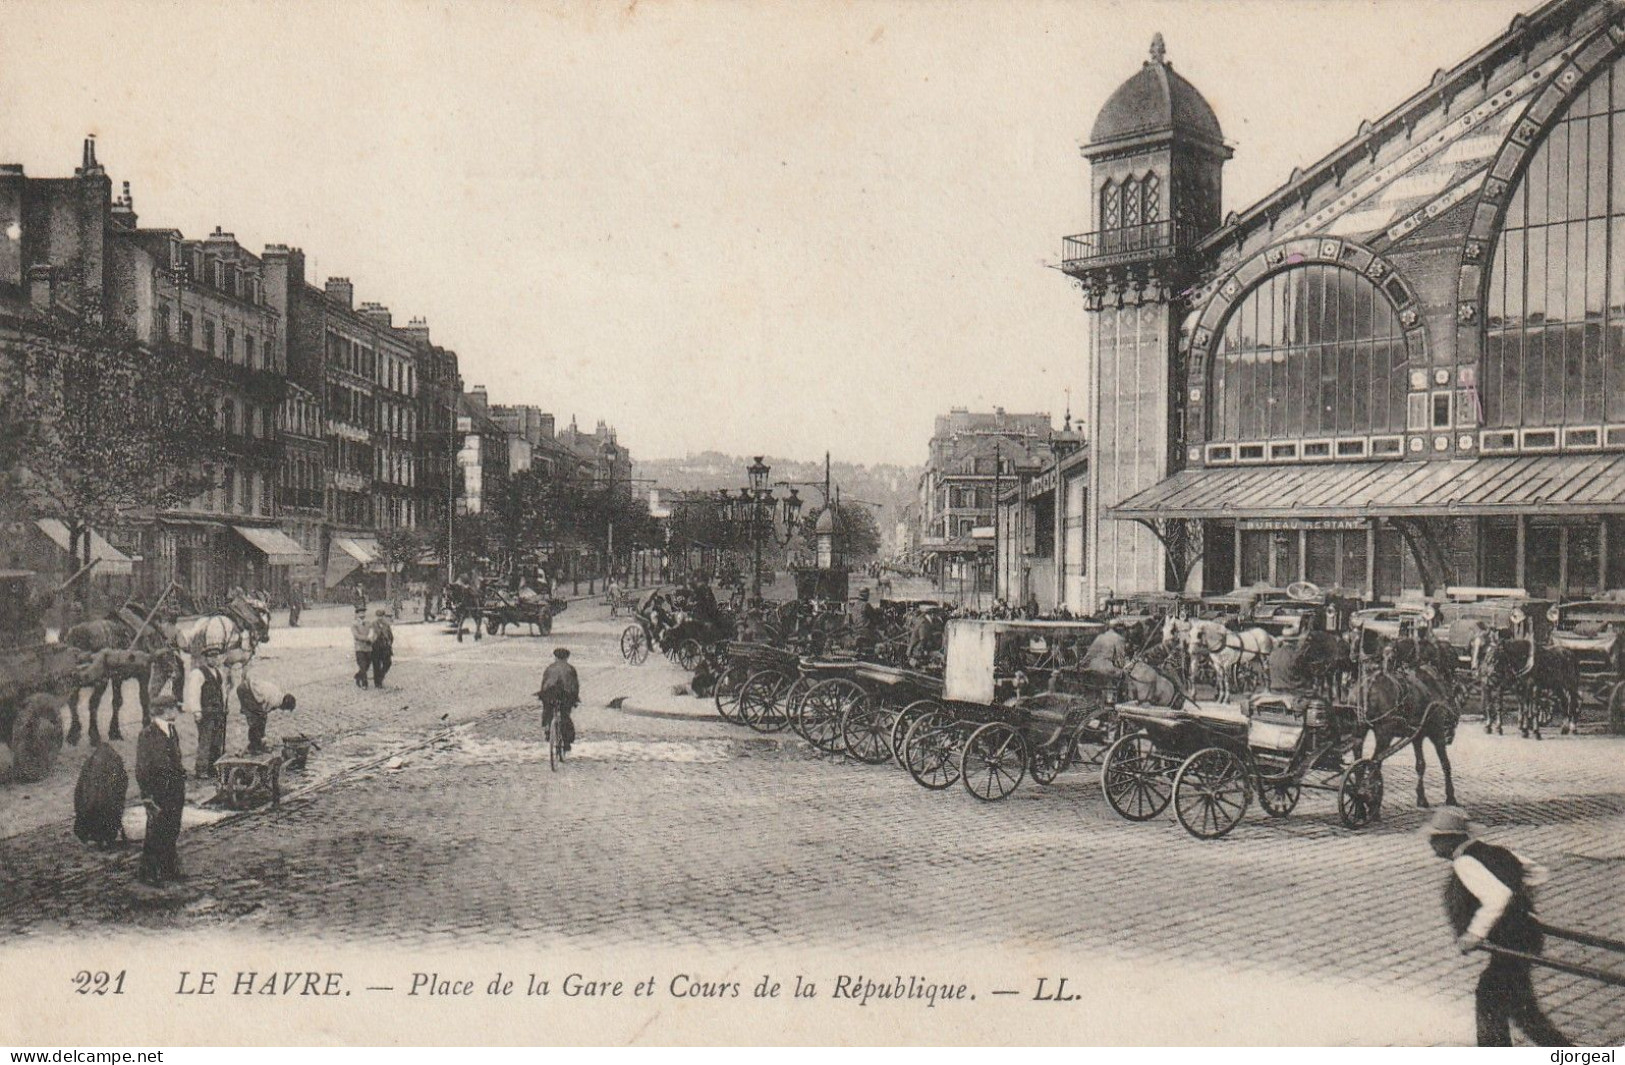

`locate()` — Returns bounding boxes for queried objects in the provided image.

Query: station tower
[1063,34,1229,607]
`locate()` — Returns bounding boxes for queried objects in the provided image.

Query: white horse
[164,596,270,697]
[1181,618,1275,702]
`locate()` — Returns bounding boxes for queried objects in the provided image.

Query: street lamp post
[719,457,803,602]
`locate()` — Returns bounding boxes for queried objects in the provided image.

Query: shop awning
[232,526,315,566]
[922,537,993,554]
[1109,453,1625,521]
[34,519,134,576]
[325,536,381,587]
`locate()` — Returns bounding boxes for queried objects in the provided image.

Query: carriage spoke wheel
[902,710,962,790]
[799,679,862,753]
[1337,758,1384,829]
[620,625,649,666]
[1257,779,1301,818]
[1100,732,1172,821]
[1173,747,1251,839]
[891,700,942,767]
[840,694,895,765]
[713,664,751,724]
[739,671,792,733]
[1029,739,1074,786]
[782,677,812,734]
[960,722,1028,801]
[677,638,704,672]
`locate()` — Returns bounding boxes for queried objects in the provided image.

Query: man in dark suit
[136,693,187,887]
[538,648,580,755]
[1424,807,1571,1046]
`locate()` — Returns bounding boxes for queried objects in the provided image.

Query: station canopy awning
[232,526,314,566]
[35,518,134,575]
[1109,453,1625,521]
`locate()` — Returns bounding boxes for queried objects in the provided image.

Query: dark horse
[1354,662,1459,809]
[60,600,180,746]
[1480,633,1580,739]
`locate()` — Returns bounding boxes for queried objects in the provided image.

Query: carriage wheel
[1173,747,1251,840]
[677,638,704,672]
[713,664,750,724]
[840,694,895,765]
[1257,779,1301,818]
[620,625,648,666]
[1533,688,1560,730]
[783,677,813,734]
[902,710,962,790]
[739,671,792,734]
[798,678,862,753]
[1100,732,1172,821]
[961,722,1028,801]
[1029,739,1075,786]
[890,700,942,767]
[1337,758,1384,828]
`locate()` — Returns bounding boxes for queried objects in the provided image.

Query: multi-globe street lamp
[718,456,803,600]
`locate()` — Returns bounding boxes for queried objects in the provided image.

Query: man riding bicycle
[537,647,580,756]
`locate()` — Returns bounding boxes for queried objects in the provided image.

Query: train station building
[1061,0,1625,611]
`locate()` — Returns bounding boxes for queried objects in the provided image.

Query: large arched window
[1484,58,1625,430]
[1208,264,1410,443]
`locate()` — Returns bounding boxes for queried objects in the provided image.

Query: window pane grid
[1487,58,1620,431]
[1208,263,1409,443]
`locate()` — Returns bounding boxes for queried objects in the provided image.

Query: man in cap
[351,608,374,689]
[1423,807,1571,1046]
[236,662,296,755]
[370,608,394,689]
[537,648,580,755]
[1079,617,1131,684]
[136,693,187,886]
[185,646,230,780]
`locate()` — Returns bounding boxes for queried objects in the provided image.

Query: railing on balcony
[1061,221,1199,272]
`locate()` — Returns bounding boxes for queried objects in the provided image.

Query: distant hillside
[636,451,922,553]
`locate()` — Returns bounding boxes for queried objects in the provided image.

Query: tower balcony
[1061,220,1201,276]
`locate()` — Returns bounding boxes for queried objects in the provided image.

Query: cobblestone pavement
[2,597,1621,1045]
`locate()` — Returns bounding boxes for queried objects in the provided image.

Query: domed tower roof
[814,506,838,535]
[1088,34,1225,152]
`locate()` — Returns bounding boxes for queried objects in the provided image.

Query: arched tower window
[1100,181,1120,230]
[1142,172,1161,223]
[1483,56,1624,430]
[1208,264,1411,443]
[1122,176,1142,228]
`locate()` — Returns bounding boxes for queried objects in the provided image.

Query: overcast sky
[1,0,1531,466]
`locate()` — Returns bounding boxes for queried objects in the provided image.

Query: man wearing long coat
[136,694,187,886]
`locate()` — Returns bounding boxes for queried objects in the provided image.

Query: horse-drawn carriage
[480,586,561,636]
[894,618,1116,799]
[1102,687,1389,838]
[1549,598,1625,723]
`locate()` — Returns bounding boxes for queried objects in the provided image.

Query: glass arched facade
[1484,56,1625,429]
[1207,264,1410,443]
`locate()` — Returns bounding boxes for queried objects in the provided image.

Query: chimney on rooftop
[358,301,392,327]
[404,316,431,343]
[110,180,137,228]
[76,135,103,176]
[325,277,353,308]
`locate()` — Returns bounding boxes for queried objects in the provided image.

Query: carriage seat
[1188,700,1248,726]
[1249,691,1331,729]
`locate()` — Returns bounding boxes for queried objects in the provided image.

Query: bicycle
[537,695,575,771]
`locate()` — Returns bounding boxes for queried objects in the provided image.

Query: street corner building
[1055,2,1625,611]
